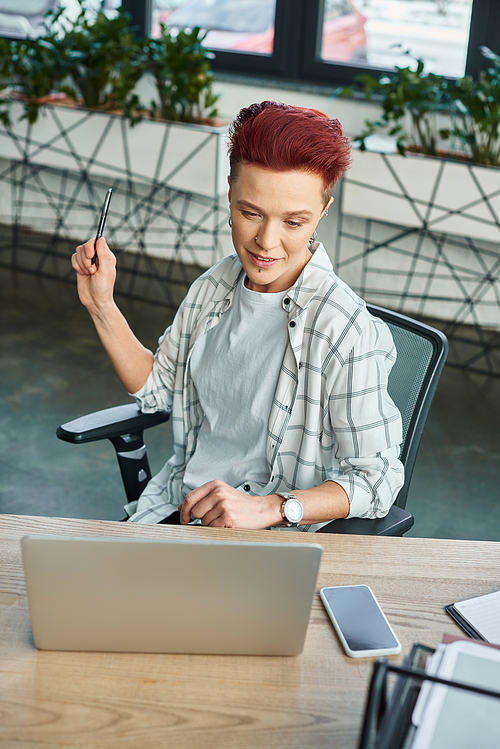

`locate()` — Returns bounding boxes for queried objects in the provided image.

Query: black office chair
[57,304,448,537]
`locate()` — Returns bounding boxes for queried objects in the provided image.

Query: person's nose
[255,220,280,252]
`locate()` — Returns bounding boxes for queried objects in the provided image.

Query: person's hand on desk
[178,480,350,529]
[179,481,281,529]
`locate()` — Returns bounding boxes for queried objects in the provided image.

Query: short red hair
[228,101,351,204]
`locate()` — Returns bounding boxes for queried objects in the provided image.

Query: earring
[309,230,317,245]
[324,209,329,217]
[228,217,232,228]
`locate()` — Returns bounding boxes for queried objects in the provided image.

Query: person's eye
[242,210,259,219]
[286,220,302,228]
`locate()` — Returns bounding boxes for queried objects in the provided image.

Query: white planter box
[0,101,230,198]
[344,147,500,245]
[335,146,500,335]
[0,102,232,267]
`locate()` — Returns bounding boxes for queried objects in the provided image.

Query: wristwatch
[277,492,304,527]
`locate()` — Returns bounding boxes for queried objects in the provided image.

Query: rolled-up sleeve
[328,317,404,519]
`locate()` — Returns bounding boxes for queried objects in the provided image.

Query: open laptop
[21,535,322,656]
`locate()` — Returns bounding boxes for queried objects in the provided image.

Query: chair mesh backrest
[384,323,435,450]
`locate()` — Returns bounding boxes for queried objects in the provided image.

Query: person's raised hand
[178,480,280,530]
[72,237,116,313]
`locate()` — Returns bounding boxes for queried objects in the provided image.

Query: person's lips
[248,251,281,269]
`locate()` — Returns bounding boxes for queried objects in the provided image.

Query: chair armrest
[315,504,414,537]
[56,404,170,444]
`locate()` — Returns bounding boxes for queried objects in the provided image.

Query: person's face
[228,163,331,293]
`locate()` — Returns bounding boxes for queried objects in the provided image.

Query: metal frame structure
[334,155,500,376]
[1,105,498,375]
[0,104,231,306]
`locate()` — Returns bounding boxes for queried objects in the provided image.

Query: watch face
[285,499,303,523]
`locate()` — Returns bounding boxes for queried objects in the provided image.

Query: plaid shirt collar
[287,242,333,310]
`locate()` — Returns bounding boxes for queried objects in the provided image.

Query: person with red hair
[72,101,403,531]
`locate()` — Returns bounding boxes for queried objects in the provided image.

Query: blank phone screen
[322,586,399,651]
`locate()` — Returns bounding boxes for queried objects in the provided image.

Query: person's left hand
[178,480,279,529]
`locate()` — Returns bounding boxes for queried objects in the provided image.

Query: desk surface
[0,515,499,749]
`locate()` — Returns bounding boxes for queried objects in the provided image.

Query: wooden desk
[0,515,498,749]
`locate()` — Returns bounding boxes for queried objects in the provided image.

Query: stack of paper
[446,590,500,643]
[410,640,500,749]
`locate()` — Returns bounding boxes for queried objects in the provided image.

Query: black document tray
[358,642,500,749]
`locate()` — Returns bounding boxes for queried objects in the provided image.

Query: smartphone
[91,188,113,265]
[320,584,401,658]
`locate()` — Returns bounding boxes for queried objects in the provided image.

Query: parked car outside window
[159,0,367,62]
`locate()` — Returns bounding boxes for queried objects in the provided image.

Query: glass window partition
[320,0,474,78]
[0,0,495,89]
[153,0,277,57]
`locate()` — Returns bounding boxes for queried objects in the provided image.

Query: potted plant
[345,58,452,158]
[0,0,221,125]
[56,2,145,120]
[335,49,500,243]
[344,47,500,167]
[448,47,500,167]
[0,8,69,125]
[145,25,219,125]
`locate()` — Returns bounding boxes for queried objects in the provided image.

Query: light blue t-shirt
[183,275,289,492]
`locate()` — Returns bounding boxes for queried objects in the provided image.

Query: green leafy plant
[448,47,500,166]
[60,1,145,116]
[342,59,451,156]
[145,25,219,123]
[0,9,68,125]
[0,37,12,126]
[0,2,220,128]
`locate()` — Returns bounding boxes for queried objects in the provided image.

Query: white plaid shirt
[128,244,404,530]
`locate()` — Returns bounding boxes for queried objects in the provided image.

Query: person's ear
[227,176,231,204]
